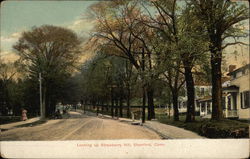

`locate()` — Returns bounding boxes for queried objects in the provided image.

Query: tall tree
[191,0,249,120]
[0,60,22,115]
[13,25,82,117]
[88,1,150,122]
[140,0,190,121]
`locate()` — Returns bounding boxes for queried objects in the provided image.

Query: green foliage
[13,25,82,117]
[200,120,249,138]
[156,114,249,138]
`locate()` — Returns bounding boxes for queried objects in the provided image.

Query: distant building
[195,76,230,118]
[178,74,213,116]
[172,64,249,120]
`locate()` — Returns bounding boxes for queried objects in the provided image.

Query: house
[178,75,212,116]
[194,79,212,116]
[223,64,250,120]
[175,64,249,120]
[195,76,230,118]
[196,64,250,120]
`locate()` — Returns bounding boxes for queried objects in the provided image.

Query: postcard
[0,0,249,158]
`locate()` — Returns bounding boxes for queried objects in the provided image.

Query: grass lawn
[0,116,22,125]
[155,113,249,138]
[1,114,40,125]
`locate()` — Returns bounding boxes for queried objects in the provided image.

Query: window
[232,93,237,110]
[232,73,236,79]
[201,102,205,112]
[201,88,205,96]
[222,97,226,110]
[196,101,200,108]
[183,102,187,108]
[242,69,246,75]
[236,72,242,78]
[227,96,231,110]
[246,69,249,75]
[207,102,211,114]
[241,91,250,109]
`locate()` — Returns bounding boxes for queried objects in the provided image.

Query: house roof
[223,85,239,92]
[193,76,230,86]
[227,64,250,76]
[197,96,212,102]
[221,76,230,83]
[197,93,228,102]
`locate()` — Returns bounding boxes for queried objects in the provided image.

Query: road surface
[0,111,161,141]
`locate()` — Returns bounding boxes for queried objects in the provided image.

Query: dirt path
[0,112,161,141]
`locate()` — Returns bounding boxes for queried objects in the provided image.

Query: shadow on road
[14,120,48,128]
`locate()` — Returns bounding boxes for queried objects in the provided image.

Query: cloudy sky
[1,0,97,62]
[0,0,249,68]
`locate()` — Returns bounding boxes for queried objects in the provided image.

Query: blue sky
[1,1,96,34]
[1,0,97,57]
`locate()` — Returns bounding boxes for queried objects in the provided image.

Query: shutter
[240,93,243,109]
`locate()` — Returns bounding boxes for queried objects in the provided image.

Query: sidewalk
[144,121,205,139]
[97,113,205,139]
[0,117,40,131]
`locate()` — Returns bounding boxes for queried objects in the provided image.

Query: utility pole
[141,47,146,124]
[39,73,44,120]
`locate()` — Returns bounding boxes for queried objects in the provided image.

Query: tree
[140,0,194,121]
[88,1,151,122]
[0,60,22,115]
[13,25,82,117]
[191,0,249,120]
[178,5,210,122]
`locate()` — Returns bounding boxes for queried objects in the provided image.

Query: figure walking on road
[21,108,28,121]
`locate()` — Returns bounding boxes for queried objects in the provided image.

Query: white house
[196,64,250,120]
[196,76,230,118]
[223,64,250,120]
[178,76,213,116]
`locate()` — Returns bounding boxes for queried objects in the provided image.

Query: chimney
[229,65,236,73]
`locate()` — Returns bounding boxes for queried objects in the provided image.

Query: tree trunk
[101,101,104,115]
[211,49,223,120]
[96,106,99,116]
[111,87,114,118]
[119,96,123,118]
[126,86,131,118]
[141,47,146,123]
[115,98,119,117]
[172,91,179,121]
[142,85,146,123]
[42,87,46,118]
[184,63,195,122]
[147,90,151,120]
[167,90,171,119]
[147,86,155,120]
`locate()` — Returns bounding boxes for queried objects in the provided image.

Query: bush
[156,114,249,138]
[0,116,21,125]
[199,120,249,138]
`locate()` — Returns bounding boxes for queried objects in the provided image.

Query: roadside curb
[143,124,173,139]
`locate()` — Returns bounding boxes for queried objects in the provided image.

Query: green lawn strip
[155,114,249,138]
[0,116,22,125]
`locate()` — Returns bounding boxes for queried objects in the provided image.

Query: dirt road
[0,112,161,141]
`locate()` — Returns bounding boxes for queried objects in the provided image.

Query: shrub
[156,114,249,138]
[199,120,249,138]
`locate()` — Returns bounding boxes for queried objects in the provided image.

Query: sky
[0,0,97,62]
[0,0,249,68]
